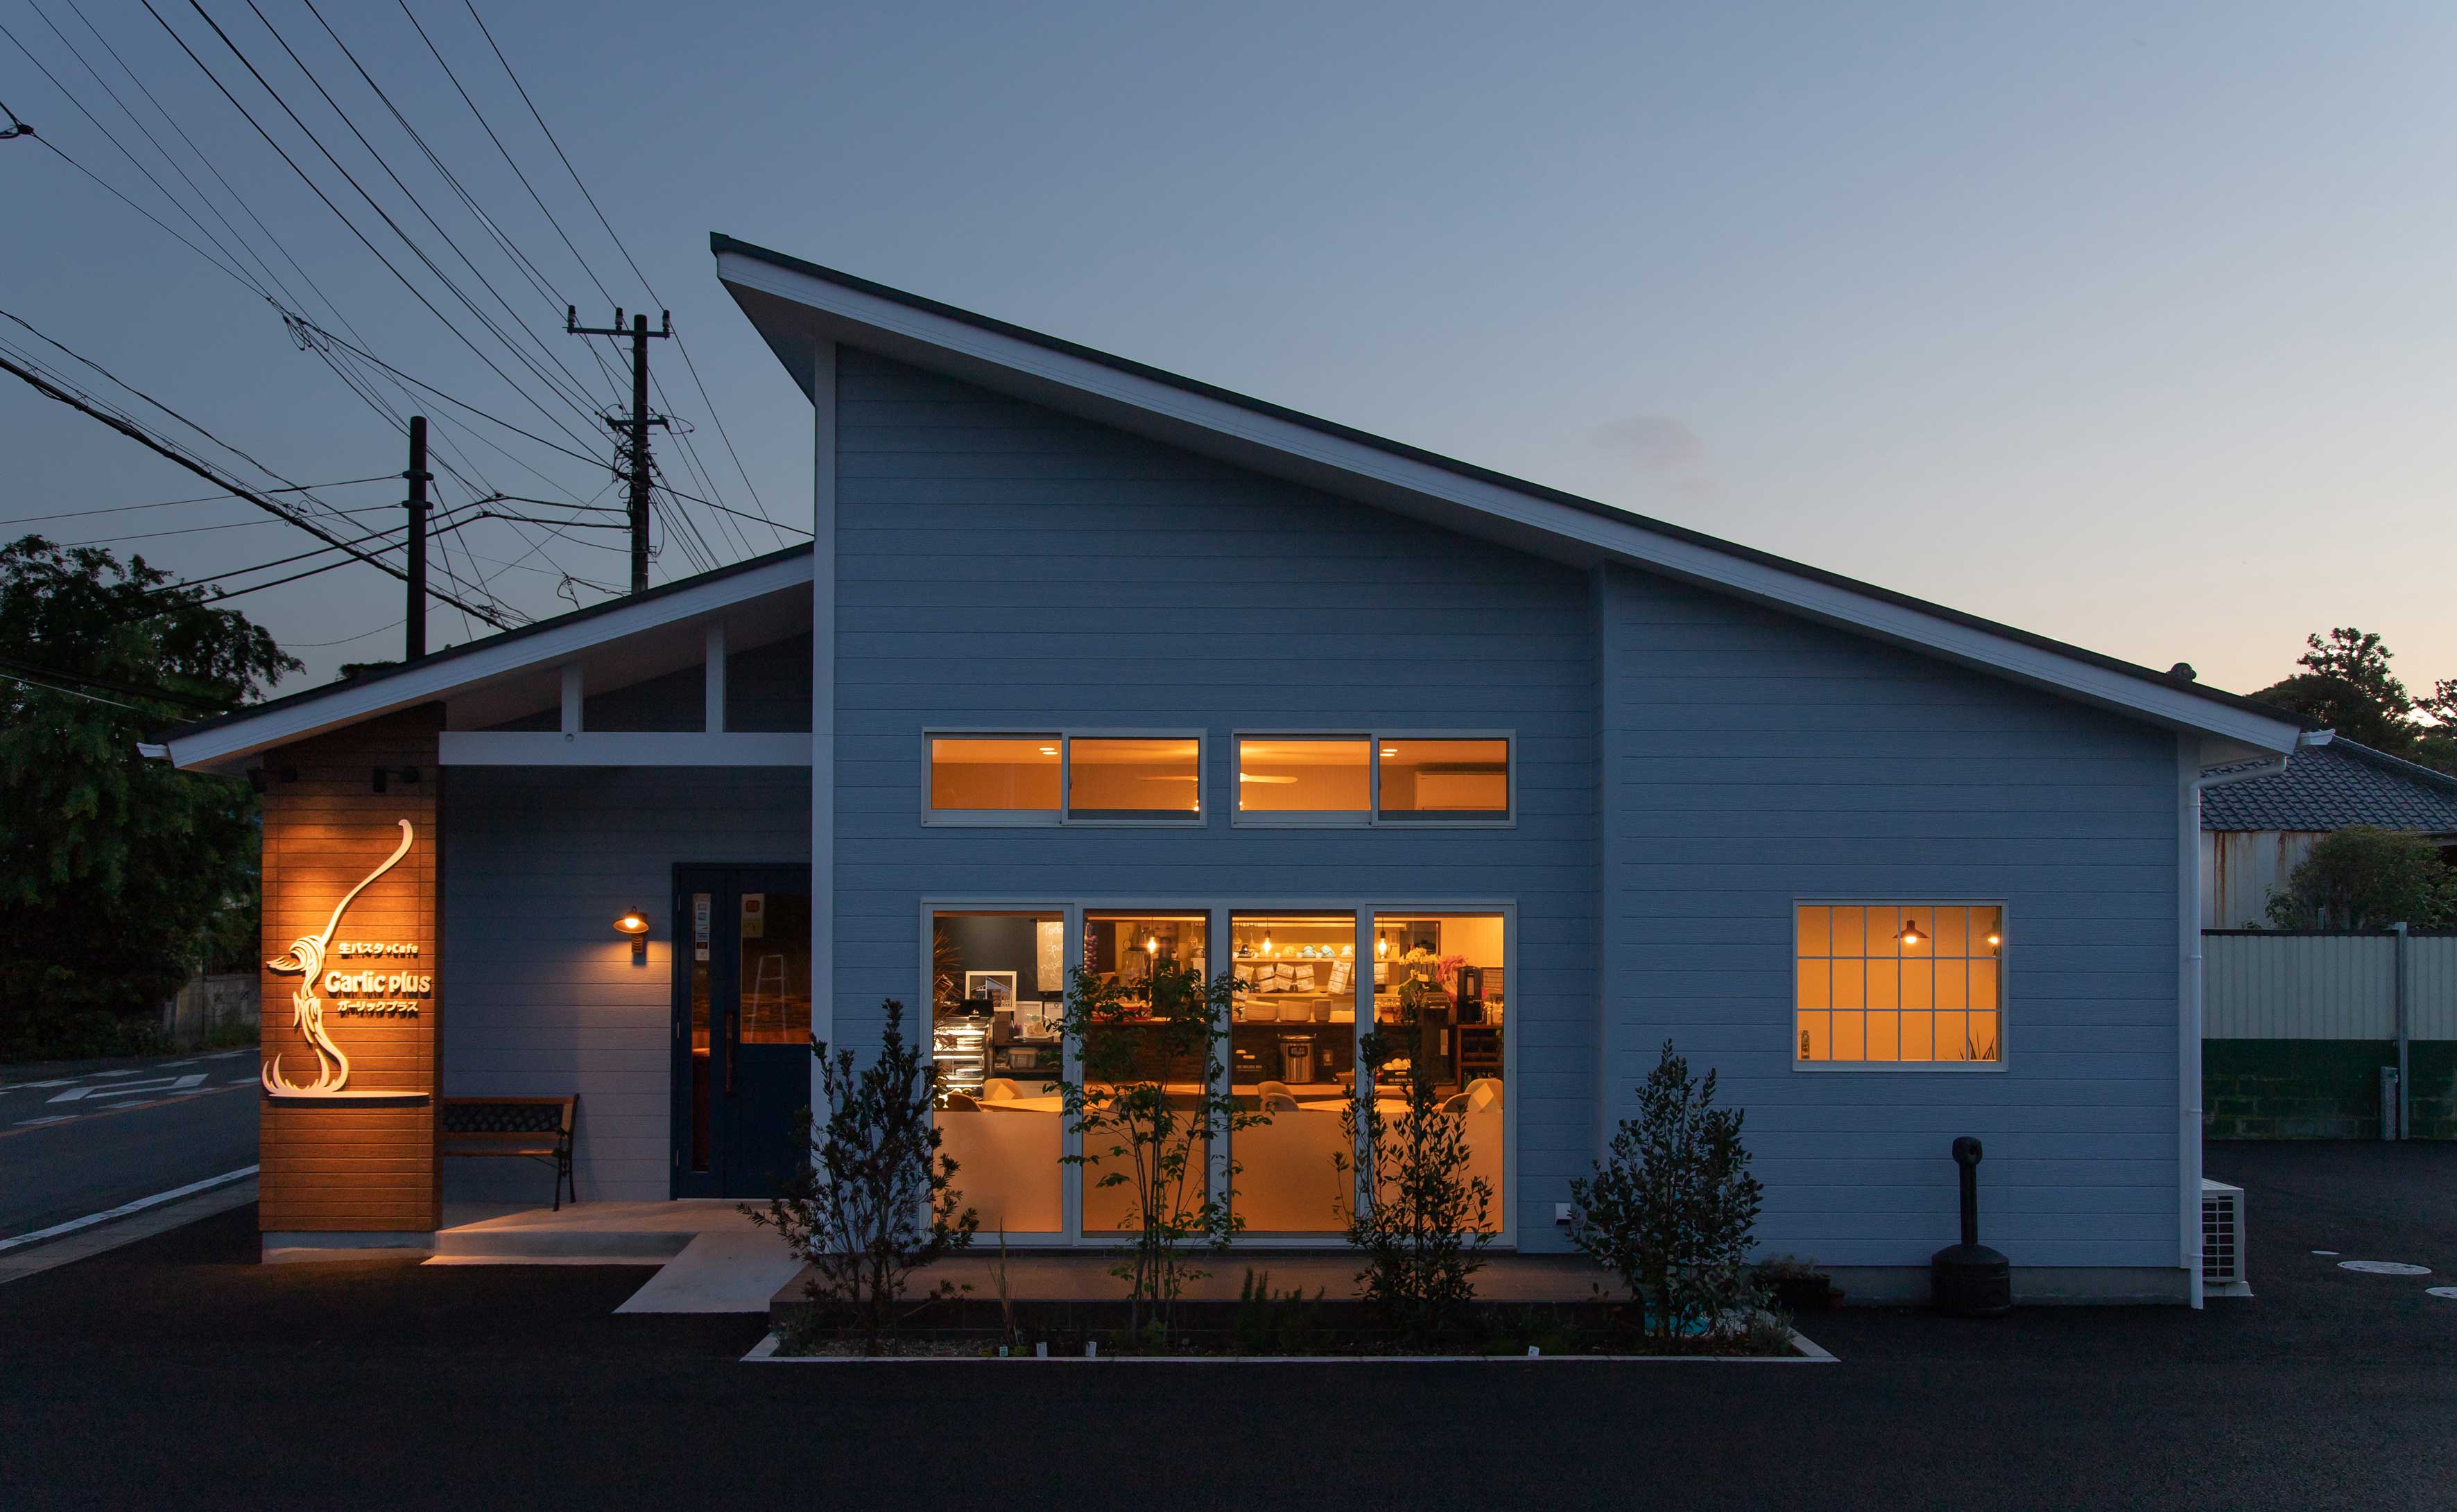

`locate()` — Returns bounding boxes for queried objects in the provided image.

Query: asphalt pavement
[1,1139,2451,1512]
[0,1049,260,1240]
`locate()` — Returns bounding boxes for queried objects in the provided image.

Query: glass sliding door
[931,910,1065,1235]
[1078,911,1212,1238]
[1227,912,1360,1235]
[1370,912,1506,1222]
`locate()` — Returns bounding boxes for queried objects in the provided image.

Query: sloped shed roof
[2201,737,2457,833]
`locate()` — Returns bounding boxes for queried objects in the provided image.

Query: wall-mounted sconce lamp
[614,909,650,963]
[371,765,422,794]
[1986,928,2002,952]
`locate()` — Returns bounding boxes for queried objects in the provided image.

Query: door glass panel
[1229,913,1359,1234]
[1371,914,1505,1228]
[933,911,1064,1235]
[1079,912,1212,1237]
[737,890,811,1044]
[688,890,712,1173]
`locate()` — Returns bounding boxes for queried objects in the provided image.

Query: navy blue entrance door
[671,866,811,1199]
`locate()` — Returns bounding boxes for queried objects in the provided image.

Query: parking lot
[1,1140,2450,1512]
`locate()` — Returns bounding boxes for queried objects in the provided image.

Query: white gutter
[135,742,170,760]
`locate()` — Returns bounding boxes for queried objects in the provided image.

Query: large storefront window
[1079,911,1212,1236]
[1229,913,1360,1234]
[1371,914,1506,1215]
[931,910,1066,1234]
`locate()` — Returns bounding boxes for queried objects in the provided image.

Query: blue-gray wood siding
[832,349,1601,1246]
[1596,563,2183,1269]
[834,349,2182,1267]
[441,765,810,1202]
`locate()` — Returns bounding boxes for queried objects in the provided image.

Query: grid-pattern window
[1795,904,2001,1064]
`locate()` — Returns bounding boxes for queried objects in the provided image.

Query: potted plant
[1755,1253,1841,1312]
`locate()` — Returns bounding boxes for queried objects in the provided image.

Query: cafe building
[153,234,2308,1303]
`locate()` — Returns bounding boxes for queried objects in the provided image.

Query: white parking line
[12,1115,72,1127]
[0,1167,261,1254]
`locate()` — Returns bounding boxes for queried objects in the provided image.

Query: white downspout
[2180,731,2322,1307]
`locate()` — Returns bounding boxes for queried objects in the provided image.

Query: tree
[746,1000,978,1355]
[1570,1041,1764,1350]
[2265,826,2457,930]
[2248,628,2457,776]
[0,537,297,1057]
[1337,1028,1495,1344]
[1059,960,1250,1341]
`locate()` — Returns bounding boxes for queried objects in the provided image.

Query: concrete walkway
[426,1199,798,1313]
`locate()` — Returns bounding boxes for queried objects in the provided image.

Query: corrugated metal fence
[2204,931,2457,1039]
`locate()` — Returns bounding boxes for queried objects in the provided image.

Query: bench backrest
[440,1097,574,1137]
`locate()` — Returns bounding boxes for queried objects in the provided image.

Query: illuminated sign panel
[262,819,421,1095]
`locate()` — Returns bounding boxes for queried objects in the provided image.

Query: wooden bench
[440,1095,576,1210]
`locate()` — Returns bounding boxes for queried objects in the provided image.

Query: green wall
[2205,1039,2457,1139]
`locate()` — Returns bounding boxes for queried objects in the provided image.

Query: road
[0,1049,259,1241]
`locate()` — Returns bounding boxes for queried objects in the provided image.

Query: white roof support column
[704,621,727,733]
[811,338,837,1090]
[559,663,583,736]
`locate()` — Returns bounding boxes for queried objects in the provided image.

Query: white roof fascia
[719,251,2302,757]
[164,550,813,772]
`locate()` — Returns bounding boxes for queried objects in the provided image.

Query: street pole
[404,415,430,660]
[567,306,671,594]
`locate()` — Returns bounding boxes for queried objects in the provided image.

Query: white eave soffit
[717,249,2303,756]
[163,550,814,772]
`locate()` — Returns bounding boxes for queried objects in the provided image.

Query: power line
[460,0,786,547]
[0,342,511,626]
[0,476,397,527]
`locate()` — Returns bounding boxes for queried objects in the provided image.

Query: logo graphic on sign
[261,819,415,1097]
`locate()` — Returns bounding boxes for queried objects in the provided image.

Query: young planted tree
[746,999,978,1355]
[1337,1029,1495,1344]
[1060,961,1250,1341]
[1571,1040,1764,1351]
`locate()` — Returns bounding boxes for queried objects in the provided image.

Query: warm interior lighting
[1376,937,1388,957]
[1987,930,2002,948]
[1261,932,1273,955]
[1145,935,1158,955]
[1897,919,1924,947]
[1038,745,1057,755]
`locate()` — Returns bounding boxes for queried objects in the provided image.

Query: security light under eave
[614,910,650,963]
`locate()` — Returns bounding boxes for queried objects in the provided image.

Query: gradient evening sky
[3,2,2451,694]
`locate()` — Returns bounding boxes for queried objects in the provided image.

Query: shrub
[2266,826,2457,930]
[1338,1029,1495,1344]
[745,999,978,1355]
[1571,1039,1764,1350]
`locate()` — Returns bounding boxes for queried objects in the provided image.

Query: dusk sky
[3,1,2451,695]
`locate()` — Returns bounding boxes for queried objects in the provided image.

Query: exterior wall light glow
[614,910,650,963]
[1897,919,1925,948]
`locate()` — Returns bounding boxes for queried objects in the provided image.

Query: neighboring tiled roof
[2202,738,2457,833]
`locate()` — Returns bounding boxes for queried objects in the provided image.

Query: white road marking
[49,1075,202,1104]
[13,1115,73,1127]
[227,1076,257,1085]
[2339,1260,2433,1276]
[0,1166,260,1253]
[171,1073,207,1090]
[162,1059,197,1067]
[89,1070,141,1079]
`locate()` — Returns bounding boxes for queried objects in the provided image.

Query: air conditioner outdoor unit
[2201,1178,2251,1298]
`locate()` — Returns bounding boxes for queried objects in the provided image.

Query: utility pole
[404,415,430,660]
[567,306,670,593]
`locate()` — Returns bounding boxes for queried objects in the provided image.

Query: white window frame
[922,729,1207,828]
[1788,897,2010,1073]
[1230,729,1516,828]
